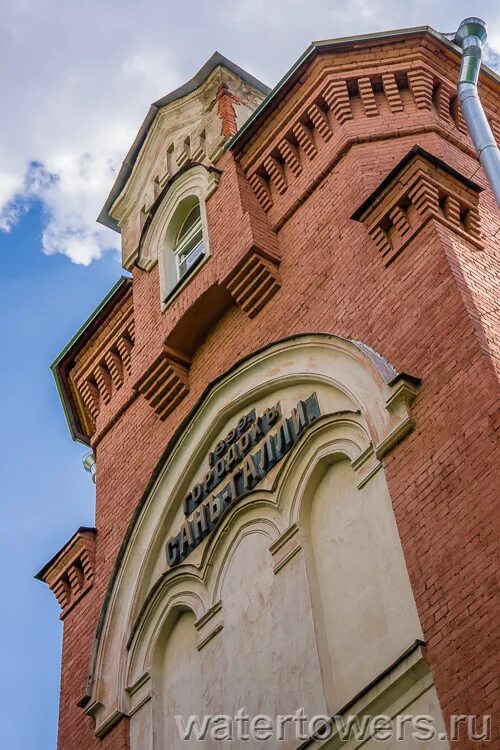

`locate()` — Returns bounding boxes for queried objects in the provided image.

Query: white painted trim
[85,334,420,736]
[303,646,449,749]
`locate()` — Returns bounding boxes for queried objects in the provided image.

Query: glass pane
[176,205,201,245]
[178,240,205,278]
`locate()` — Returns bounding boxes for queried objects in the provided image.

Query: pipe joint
[454,18,487,47]
[463,44,481,58]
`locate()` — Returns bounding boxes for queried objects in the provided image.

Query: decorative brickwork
[263,154,288,195]
[52,278,135,444]
[357,76,378,117]
[131,244,281,423]
[224,245,281,318]
[323,79,352,124]
[247,171,273,211]
[216,83,241,137]
[352,147,483,265]
[307,102,333,141]
[36,528,96,620]
[134,347,191,420]
[292,121,317,160]
[242,60,497,219]
[71,299,135,435]
[278,138,302,176]
[407,68,434,110]
[382,73,404,113]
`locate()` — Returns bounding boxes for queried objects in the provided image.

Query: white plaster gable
[108,64,266,269]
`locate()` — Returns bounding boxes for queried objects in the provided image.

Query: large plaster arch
[83,333,421,738]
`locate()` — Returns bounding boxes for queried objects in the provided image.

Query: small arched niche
[297,452,423,711]
[154,609,205,750]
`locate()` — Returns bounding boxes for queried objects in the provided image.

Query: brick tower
[38,26,499,750]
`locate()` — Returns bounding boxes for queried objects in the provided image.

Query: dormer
[98,53,269,273]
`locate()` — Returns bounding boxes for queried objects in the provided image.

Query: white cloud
[0,2,184,264]
[0,0,499,265]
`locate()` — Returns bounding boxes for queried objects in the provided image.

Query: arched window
[139,166,219,306]
[160,194,209,303]
[173,203,204,280]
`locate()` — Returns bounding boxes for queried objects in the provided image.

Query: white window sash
[174,219,204,279]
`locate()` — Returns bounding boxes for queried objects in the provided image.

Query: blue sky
[1,2,499,748]
[0,203,119,748]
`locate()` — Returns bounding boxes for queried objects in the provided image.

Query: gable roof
[97,52,270,233]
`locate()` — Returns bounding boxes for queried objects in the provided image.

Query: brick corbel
[134,238,281,422]
[133,245,281,422]
[133,346,191,421]
[35,527,96,619]
[223,244,281,318]
[351,146,483,265]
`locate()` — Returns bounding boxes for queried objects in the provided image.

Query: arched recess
[137,164,220,303]
[83,333,424,743]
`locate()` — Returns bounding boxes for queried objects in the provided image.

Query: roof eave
[226,25,500,155]
[51,276,133,444]
[35,527,97,581]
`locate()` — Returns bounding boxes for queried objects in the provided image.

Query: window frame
[173,206,205,282]
[136,166,219,310]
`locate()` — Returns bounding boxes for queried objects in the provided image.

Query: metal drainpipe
[454,17,500,205]
[83,450,96,484]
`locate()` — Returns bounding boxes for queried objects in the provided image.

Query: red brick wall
[58,600,100,749]
[55,36,500,750]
